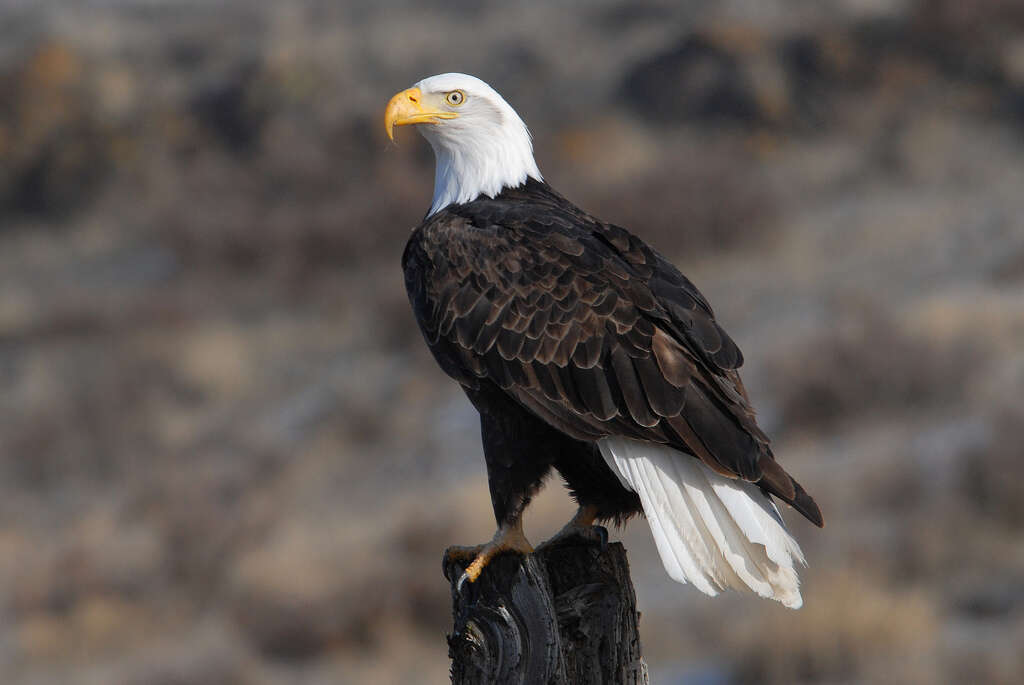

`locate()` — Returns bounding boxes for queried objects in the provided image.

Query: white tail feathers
[598,436,806,608]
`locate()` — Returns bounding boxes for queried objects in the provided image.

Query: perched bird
[387,73,822,608]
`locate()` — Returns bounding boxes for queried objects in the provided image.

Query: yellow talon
[446,519,533,590]
[463,555,488,585]
[537,505,608,550]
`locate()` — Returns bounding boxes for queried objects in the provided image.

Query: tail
[598,436,807,608]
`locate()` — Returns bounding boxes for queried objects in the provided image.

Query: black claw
[442,551,456,582]
[595,525,609,550]
[456,571,470,594]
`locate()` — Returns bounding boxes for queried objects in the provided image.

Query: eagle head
[385,73,542,216]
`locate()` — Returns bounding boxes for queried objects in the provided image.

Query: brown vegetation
[1,1,1023,683]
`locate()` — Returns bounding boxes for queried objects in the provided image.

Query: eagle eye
[445,90,465,106]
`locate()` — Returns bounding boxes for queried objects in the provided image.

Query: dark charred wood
[444,537,648,684]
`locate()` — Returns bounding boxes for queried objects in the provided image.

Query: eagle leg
[537,504,608,551]
[444,517,534,592]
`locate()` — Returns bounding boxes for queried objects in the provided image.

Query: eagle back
[400,180,772,484]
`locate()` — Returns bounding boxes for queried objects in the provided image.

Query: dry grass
[763,305,986,432]
[732,572,939,684]
[1,2,1023,683]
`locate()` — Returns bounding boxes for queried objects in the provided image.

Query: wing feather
[403,186,822,527]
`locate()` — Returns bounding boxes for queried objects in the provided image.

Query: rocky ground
[1,1,1023,683]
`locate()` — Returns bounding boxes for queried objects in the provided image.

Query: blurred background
[2,0,1023,683]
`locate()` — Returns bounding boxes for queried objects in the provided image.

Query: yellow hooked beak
[384,87,458,142]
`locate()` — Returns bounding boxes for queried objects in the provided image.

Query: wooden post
[444,536,649,684]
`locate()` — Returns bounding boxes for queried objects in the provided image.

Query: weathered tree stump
[444,536,648,684]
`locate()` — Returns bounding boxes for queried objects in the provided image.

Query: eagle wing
[404,197,822,526]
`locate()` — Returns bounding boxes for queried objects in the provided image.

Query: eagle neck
[425,126,542,216]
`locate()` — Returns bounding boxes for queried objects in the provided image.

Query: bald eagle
[387,73,822,608]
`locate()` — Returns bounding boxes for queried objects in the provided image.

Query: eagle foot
[443,520,533,593]
[536,504,608,551]
[538,523,608,551]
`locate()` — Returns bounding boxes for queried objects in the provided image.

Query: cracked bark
[445,538,648,684]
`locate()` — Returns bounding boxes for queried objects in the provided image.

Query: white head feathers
[410,73,543,216]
